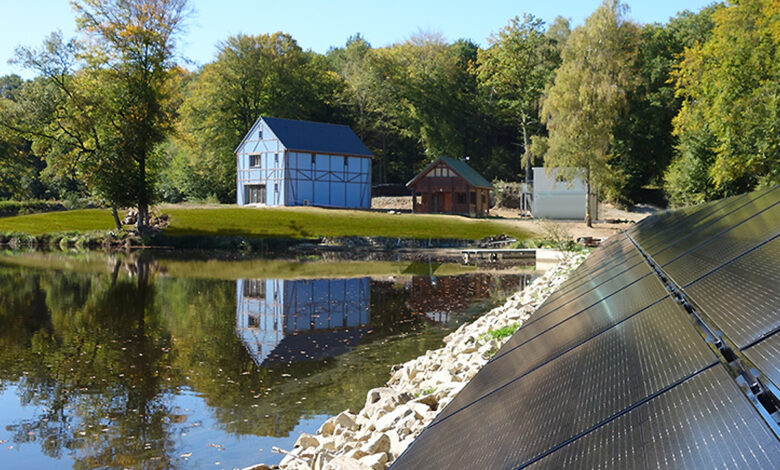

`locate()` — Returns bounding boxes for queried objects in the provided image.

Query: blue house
[235,116,373,208]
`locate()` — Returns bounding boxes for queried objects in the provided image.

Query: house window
[274,153,279,164]
[456,193,466,204]
[244,279,265,299]
[245,184,265,204]
[470,191,476,204]
[249,155,261,167]
[258,128,263,139]
[248,315,260,329]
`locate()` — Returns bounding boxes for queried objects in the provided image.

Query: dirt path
[371,196,660,241]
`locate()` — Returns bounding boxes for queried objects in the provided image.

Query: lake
[0,251,537,469]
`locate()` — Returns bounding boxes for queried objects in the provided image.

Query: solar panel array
[391,187,780,470]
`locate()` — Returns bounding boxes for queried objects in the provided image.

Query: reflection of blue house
[236,278,370,366]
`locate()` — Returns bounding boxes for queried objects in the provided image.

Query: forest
[0,0,777,221]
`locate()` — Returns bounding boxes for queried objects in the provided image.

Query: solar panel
[500,268,668,353]
[652,191,779,269]
[524,253,644,325]
[390,188,780,470]
[524,365,780,470]
[639,188,775,256]
[743,333,780,390]
[661,206,779,287]
[681,237,780,349]
[431,296,674,424]
[393,293,717,469]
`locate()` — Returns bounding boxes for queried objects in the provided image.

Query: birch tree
[540,0,639,226]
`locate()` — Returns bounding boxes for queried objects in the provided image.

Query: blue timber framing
[235,116,372,209]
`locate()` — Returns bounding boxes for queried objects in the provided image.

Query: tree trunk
[137,155,147,231]
[521,117,531,183]
[111,207,122,230]
[585,165,593,228]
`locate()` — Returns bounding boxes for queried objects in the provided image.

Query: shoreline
[243,252,588,470]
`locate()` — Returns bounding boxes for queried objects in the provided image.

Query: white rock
[294,433,319,449]
[373,405,414,433]
[363,433,391,455]
[359,452,389,470]
[324,455,371,470]
[334,411,359,431]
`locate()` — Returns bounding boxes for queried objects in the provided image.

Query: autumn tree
[540,0,639,226]
[5,0,188,228]
[666,0,779,206]
[477,14,561,182]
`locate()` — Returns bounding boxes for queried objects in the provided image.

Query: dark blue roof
[263,116,373,157]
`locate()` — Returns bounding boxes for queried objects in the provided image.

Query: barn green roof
[407,157,494,189]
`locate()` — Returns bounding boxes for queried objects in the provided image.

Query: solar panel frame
[743,332,780,391]
[391,188,780,470]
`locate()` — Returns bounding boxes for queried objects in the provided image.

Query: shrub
[0,200,66,217]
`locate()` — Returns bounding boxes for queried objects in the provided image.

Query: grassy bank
[0,206,532,241]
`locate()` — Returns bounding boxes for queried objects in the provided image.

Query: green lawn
[164,207,530,240]
[0,209,115,235]
[0,206,532,240]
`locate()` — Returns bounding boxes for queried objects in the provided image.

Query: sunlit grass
[164,206,531,240]
[0,209,115,235]
[0,206,533,241]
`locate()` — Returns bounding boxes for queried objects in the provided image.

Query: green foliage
[668,0,779,205]
[541,0,640,224]
[611,6,718,204]
[480,323,519,341]
[0,200,65,217]
[477,14,562,181]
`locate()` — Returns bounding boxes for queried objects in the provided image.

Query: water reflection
[0,254,536,469]
[236,278,371,366]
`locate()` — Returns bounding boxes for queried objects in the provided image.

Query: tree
[667,0,779,205]
[72,0,188,228]
[477,14,561,182]
[540,0,639,226]
[611,6,718,205]
[5,0,188,229]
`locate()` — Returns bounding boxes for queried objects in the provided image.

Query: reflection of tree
[0,262,178,469]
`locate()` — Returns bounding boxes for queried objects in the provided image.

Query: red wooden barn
[407,157,494,217]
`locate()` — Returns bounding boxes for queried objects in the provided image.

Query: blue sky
[2,0,716,78]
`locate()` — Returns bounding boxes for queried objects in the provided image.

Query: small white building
[235,116,373,208]
[531,167,598,219]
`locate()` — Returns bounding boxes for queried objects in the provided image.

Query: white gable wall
[236,119,286,206]
[532,167,596,219]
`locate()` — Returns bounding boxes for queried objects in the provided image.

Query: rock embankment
[244,252,588,470]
